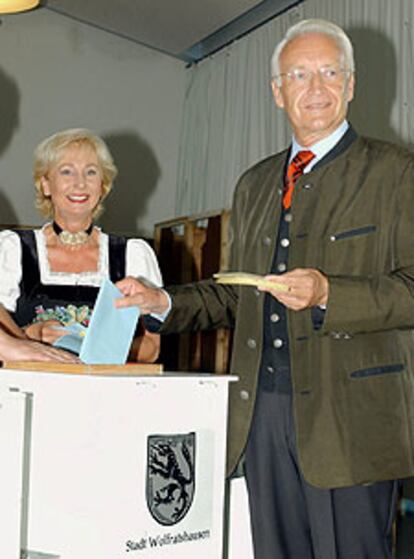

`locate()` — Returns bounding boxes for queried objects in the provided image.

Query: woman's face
[41,142,103,226]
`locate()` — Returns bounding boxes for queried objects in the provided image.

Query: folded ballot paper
[53,278,140,364]
[213,272,289,291]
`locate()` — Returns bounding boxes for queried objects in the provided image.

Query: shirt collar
[290,120,349,172]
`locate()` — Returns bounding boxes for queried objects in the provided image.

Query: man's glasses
[276,66,351,86]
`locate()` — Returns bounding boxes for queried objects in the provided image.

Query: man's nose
[308,70,324,89]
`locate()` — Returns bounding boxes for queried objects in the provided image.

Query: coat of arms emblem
[146,432,196,525]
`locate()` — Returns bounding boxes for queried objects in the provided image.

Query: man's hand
[115,277,169,315]
[259,268,329,311]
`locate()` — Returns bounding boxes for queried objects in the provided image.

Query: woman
[0,128,161,362]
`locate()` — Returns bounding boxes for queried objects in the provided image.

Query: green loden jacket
[162,131,414,489]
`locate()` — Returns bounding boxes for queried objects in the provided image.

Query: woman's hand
[0,328,79,363]
[25,320,66,345]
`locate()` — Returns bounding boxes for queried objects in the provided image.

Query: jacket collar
[284,125,358,174]
[312,125,358,171]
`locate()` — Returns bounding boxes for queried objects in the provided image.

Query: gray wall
[0,8,185,237]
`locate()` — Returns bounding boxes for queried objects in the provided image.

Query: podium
[0,367,235,559]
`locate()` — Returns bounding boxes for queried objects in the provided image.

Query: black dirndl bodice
[12,230,127,328]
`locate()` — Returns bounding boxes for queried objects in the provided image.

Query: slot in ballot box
[0,365,236,559]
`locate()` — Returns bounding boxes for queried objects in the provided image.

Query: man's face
[272,33,355,146]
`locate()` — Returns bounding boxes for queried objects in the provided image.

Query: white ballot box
[0,368,235,559]
[0,389,27,559]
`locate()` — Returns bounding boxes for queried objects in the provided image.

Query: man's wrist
[150,289,172,321]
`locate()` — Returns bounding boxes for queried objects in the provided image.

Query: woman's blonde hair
[33,128,118,219]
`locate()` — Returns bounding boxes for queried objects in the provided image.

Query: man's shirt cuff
[149,289,172,322]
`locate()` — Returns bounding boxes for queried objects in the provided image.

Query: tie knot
[291,150,315,173]
[283,150,315,210]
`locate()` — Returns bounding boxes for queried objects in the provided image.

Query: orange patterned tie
[283,150,315,210]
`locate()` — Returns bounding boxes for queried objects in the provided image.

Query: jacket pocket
[330,225,376,242]
[350,363,404,379]
[322,223,378,275]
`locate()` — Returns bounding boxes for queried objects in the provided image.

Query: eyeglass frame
[274,65,352,87]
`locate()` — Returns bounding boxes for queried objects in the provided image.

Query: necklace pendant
[58,230,90,246]
[52,221,94,246]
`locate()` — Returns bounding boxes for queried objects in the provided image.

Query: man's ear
[346,73,355,103]
[271,79,285,109]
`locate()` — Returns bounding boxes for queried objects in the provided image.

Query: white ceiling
[44,0,301,63]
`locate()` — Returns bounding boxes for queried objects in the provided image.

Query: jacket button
[240,390,250,401]
[303,183,313,190]
[247,338,257,349]
[331,332,341,339]
[263,236,272,246]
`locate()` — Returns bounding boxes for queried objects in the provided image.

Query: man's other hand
[259,268,329,310]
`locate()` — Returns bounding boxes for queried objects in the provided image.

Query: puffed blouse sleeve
[0,230,23,312]
[125,238,163,287]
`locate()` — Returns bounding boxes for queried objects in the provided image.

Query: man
[116,19,414,558]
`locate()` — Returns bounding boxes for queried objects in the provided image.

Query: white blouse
[0,225,163,313]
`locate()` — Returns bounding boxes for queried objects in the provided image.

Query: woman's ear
[40,176,51,197]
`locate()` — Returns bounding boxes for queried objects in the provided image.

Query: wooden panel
[154,210,232,374]
[154,218,190,371]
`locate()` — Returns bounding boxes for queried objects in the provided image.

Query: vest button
[247,338,257,349]
[273,338,283,349]
[267,366,275,374]
[280,238,290,248]
[270,313,280,323]
[277,263,287,272]
[284,212,292,222]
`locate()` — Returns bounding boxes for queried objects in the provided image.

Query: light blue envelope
[52,323,86,355]
[53,278,140,365]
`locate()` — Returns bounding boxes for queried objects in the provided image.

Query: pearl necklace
[52,221,94,246]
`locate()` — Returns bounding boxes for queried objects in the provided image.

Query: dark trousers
[244,389,399,559]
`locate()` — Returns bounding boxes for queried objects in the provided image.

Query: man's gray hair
[271,19,355,83]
